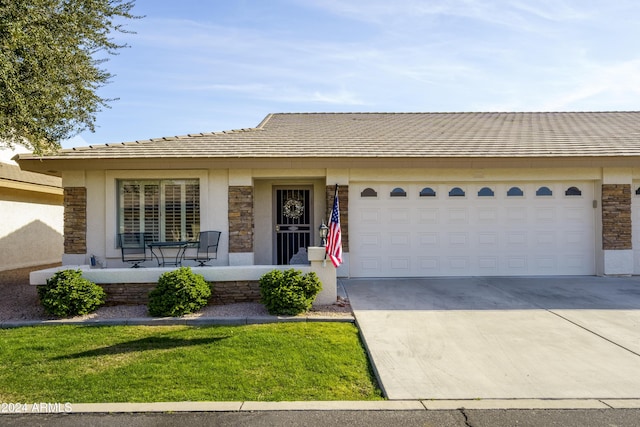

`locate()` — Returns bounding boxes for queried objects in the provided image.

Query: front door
[274,187,313,265]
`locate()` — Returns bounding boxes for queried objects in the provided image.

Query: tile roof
[0,162,61,188]
[16,112,640,160]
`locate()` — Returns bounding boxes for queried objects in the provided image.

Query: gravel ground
[0,264,353,322]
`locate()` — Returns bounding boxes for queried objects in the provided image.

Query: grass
[0,323,383,403]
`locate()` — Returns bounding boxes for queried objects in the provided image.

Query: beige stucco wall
[348,167,603,182]
[0,194,63,271]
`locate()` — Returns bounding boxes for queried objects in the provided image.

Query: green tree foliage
[0,0,139,154]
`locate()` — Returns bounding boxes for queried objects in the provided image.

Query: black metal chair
[118,232,149,268]
[185,231,221,266]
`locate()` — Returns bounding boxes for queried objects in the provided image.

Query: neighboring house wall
[0,150,63,271]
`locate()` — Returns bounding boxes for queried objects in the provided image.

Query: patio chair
[118,232,149,268]
[185,231,221,266]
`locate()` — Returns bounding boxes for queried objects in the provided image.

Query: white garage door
[350,182,596,277]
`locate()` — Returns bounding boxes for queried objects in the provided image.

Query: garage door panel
[477,207,498,222]
[506,232,527,246]
[534,257,557,272]
[535,207,556,222]
[418,232,439,247]
[359,233,380,247]
[418,257,440,274]
[564,231,588,245]
[478,232,499,247]
[565,255,589,271]
[389,232,410,246]
[359,257,382,275]
[506,256,528,272]
[565,205,588,217]
[389,209,410,224]
[448,232,468,246]
[418,208,439,224]
[478,257,499,273]
[359,209,381,223]
[350,182,595,277]
[506,207,527,222]
[390,257,410,272]
[447,208,468,224]
[449,257,469,271]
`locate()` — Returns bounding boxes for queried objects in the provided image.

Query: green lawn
[0,323,382,402]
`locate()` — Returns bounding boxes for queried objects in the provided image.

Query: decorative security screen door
[274,187,313,265]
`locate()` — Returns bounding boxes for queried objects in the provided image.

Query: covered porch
[29,247,337,307]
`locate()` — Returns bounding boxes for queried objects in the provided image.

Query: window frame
[506,186,524,197]
[448,187,466,197]
[390,187,407,197]
[105,170,208,258]
[536,186,553,197]
[360,187,378,198]
[565,186,583,197]
[117,178,200,244]
[419,187,437,197]
[477,187,495,197]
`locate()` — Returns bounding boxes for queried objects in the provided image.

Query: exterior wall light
[319,222,329,247]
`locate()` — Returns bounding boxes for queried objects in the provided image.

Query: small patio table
[148,241,192,267]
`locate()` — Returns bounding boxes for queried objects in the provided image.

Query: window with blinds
[118,179,200,243]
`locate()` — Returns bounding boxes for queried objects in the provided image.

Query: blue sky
[63,0,640,148]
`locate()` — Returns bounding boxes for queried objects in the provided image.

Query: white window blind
[118,179,199,242]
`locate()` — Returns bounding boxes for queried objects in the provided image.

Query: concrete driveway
[343,276,640,400]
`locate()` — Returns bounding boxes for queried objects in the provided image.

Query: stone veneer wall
[602,184,631,250]
[228,186,254,253]
[92,281,261,306]
[326,185,349,252]
[63,187,86,254]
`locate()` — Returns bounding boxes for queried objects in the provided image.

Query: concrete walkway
[343,276,640,401]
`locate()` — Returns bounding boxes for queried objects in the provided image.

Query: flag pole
[323,184,339,266]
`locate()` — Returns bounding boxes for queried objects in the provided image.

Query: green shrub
[259,268,322,315]
[37,269,106,317]
[148,267,212,317]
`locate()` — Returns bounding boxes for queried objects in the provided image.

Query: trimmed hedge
[148,267,212,317]
[37,269,106,317]
[259,268,322,315]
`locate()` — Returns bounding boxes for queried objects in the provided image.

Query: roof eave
[16,154,640,176]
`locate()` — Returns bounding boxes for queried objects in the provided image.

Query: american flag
[326,185,342,267]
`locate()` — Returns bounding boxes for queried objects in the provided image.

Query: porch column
[307,246,337,305]
[62,186,87,265]
[228,185,254,265]
[602,169,633,275]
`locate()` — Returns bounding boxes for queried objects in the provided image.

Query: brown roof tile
[16,112,640,160]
